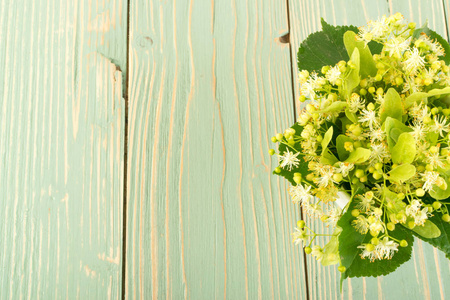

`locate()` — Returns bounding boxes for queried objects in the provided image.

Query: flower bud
[433,201,442,210]
[387,222,395,231]
[395,77,404,85]
[351,209,360,217]
[355,169,365,178]
[333,173,343,182]
[443,214,450,222]
[416,188,425,197]
[321,66,330,74]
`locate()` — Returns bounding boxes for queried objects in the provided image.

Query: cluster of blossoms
[271,13,450,270]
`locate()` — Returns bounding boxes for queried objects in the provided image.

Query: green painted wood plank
[125,0,307,299]
[288,1,450,299]
[0,1,127,298]
[444,0,450,42]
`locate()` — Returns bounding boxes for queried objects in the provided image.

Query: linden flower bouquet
[270,13,450,281]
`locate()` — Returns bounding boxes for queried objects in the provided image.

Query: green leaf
[343,31,377,78]
[338,116,353,133]
[383,187,407,214]
[413,24,450,64]
[410,220,441,239]
[320,126,338,165]
[429,172,450,200]
[411,205,450,259]
[367,40,384,56]
[426,131,439,145]
[297,19,383,74]
[345,147,371,164]
[318,101,347,113]
[321,127,334,154]
[338,200,414,280]
[390,128,403,143]
[434,95,450,108]
[380,88,404,123]
[343,47,361,98]
[274,124,310,185]
[388,164,416,183]
[383,186,400,202]
[297,20,359,73]
[321,227,343,266]
[321,149,339,165]
[391,133,416,164]
[404,87,450,109]
[345,109,357,123]
[336,135,353,161]
[383,117,412,150]
[429,185,450,200]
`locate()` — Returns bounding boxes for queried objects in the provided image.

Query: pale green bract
[270,13,450,284]
[390,133,416,164]
[388,164,416,183]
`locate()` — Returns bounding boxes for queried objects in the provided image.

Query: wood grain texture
[288,1,450,299]
[0,0,126,298]
[124,0,307,299]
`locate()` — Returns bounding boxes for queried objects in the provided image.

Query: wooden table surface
[1,0,450,299]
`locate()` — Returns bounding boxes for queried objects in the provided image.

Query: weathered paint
[0,1,126,299]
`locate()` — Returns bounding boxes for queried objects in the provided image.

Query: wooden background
[1,0,450,299]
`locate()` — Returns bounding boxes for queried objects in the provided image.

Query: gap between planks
[121,0,132,299]
[284,0,311,299]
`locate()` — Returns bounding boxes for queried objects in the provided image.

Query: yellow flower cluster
[271,13,450,268]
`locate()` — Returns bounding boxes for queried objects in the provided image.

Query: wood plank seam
[442,0,450,41]
[122,0,132,299]
[284,0,310,298]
